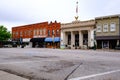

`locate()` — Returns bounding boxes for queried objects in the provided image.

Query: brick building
[12,21,60,48]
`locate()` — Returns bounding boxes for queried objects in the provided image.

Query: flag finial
[75,1,79,20]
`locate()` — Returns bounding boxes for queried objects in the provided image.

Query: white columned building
[61,20,95,49]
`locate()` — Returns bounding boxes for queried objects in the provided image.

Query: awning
[45,37,60,42]
[30,38,45,42]
[44,37,53,42]
[54,37,60,42]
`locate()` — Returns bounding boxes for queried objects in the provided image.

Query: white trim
[69,69,120,80]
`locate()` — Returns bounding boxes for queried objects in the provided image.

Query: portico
[61,20,95,49]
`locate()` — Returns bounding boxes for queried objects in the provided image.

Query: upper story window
[96,24,102,32]
[20,31,23,36]
[48,30,50,36]
[37,29,39,35]
[28,30,31,36]
[16,32,18,36]
[13,32,15,36]
[52,30,55,35]
[24,31,27,36]
[34,29,37,36]
[43,28,46,35]
[56,30,59,35]
[103,23,108,32]
[40,29,42,35]
[110,22,116,32]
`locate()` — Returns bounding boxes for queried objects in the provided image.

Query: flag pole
[75,1,79,20]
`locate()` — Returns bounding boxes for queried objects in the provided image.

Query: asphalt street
[0,48,120,80]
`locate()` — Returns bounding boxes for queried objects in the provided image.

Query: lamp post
[52,34,54,49]
[93,30,96,50]
[20,37,23,48]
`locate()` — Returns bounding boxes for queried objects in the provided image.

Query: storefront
[30,38,45,48]
[45,37,60,48]
[96,36,119,49]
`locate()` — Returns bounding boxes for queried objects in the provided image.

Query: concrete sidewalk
[0,71,28,80]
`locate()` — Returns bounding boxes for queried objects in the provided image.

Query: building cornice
[95,14,120,20]
[61,20,95,29]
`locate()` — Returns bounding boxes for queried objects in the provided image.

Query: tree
[0,25,11,41]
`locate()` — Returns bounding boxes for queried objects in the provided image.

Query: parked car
[3,44,12,48]
[12,43,17,47]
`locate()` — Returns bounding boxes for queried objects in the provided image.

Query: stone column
[88,30,91,47]
[63,31,67,46]
[79,31,83,48]
[117,40,119,45]
[71,31,75,49]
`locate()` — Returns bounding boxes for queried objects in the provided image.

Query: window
[43,28,46,35]
[52,30,55,35]
[103,24,108,32]
[28,30,31,36]
[34,29,37,36]
[24,31,27,36]
[37,29,39,35]
[16,32,18,36]
[20,31,22,36]
[96,25,102,32]
[29,30,32,36]
[56,30,59,35]
[34,30,36,36]
[48,30,50,36]
[13,32,15,37]
[110,23,116,32]
[40,29,42,35]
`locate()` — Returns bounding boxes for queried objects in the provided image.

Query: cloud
[103,0,120,14]
[0,0,120,31]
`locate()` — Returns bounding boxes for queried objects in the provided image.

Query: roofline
[12,21,48,28]
[95,14,120,19]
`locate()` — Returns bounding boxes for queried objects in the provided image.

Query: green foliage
[0,25,11,41]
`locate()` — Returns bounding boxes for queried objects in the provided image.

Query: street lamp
[94,30,96,50]
[52,34,55,49]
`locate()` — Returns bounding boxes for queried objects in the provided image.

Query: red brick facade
[12,22,48,39]
[12,21,60,48]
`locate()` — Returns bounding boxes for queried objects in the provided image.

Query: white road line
[69,69,120,80]
[0,61,41,64]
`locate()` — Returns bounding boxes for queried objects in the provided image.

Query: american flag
[76,1,78,13]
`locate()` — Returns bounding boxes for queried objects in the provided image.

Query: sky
[0,0,120,31]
